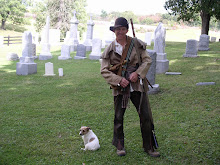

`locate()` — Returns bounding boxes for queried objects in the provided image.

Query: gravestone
[67,11,79,52]
[58,44,72,60]
[145,32,152,46]
[39,16,52,60]
[198,34,210,51]
[44,62,55,76]
[58,68,63,77]
[32,43,37,59]
[74,44,86,59]
[89,38,102,60]
[83,15,95,51]
[16,31,37,75]
[154,22,169,74]
[7,52,19,61]
[146,49,160,94]
[183,39,198,57]
[210,37,216,42]
[196,82,216,86]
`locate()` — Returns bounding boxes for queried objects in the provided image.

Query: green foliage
[0,0,26,29]
[164,0,220,22]
[100,10,108,19]
[32,0,87,38]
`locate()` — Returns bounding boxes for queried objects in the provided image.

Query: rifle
[130,18,158,149]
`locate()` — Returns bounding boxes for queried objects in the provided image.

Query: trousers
[112,91,153,151]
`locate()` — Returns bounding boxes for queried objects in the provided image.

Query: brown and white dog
[79,126,100,151]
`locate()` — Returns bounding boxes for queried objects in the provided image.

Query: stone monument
[67,11,79,52]
[74,44,86,59]
[83,15,95,51]
[39,16,52,60]
[7,52,19,61]
[16,31,37,75]
[44,62,55,76]
[58,44,72,60]
[210,37,216,42]
[89,38,102,60]
[146,49,160,94]
[183,39,198,57]
[154,22,169,74]
[198,34,210,51]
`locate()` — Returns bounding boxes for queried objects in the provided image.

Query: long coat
[100,36,152,96]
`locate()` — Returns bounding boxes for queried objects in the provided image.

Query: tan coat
[100,36,152,96]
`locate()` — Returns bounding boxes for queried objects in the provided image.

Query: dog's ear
[87,127,91,130]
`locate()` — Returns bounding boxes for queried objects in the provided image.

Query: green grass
[0,38,220,164]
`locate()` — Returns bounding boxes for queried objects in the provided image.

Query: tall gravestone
[183,39,198,57]
[146,49,160,94]
[74,44,86,59]
[154,22,169,74]
[16,31,37,75]
[198,34,210,51]
[67,11,79,52]
[83,15,95,51]
[39,16,52,60]
[89,38,102,60]
[105,21,115,47]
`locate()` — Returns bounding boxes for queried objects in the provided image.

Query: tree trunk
[200,11,210,35]
[1,20,6,30]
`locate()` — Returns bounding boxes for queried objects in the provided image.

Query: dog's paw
[81,148,86,151]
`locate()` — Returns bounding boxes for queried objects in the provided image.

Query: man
[100,17,160,157]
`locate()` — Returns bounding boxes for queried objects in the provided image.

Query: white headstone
[16,31,37,75]
[210,37,216,42]
[39,16,52,60]
[58,44,72,60]
[154,22,169,74]
[89,38,102,60]
[58,68,63,77]
[7,52,19,61]
[44,62,55,76]
[198,34,210,51]
[183,39,198,57]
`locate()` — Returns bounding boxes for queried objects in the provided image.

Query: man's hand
[129,72,138,83]
[119,78,129,88]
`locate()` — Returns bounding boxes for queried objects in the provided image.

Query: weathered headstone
[67,11,79,52]
[196,82,216,86]
[7,52,19,61]
[154,22,169,74]
[183,39,198,58]
[74,44,86,59]
[165,72,182,75]
[146,49,160,94]
[89,38,102,60]
[16,31,37,75]
[210,37,216,42]
[198,34,210,51]
[58,44,72,60]
[83,15,95,51]
[145,32,152,46]
[44,62,55,76]
[39,16,52,60]
[58,68,63,77]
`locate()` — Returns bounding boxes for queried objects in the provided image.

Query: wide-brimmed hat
[110,17,129,32]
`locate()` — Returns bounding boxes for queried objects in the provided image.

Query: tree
[0,0,26,30]
[33,0,87,38]
[164,0,220,35]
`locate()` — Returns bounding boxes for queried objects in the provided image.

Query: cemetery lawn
[0,41,219,165]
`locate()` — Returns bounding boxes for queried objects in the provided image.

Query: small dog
[79,126,100,151]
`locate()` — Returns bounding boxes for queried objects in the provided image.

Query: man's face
[114,27,128,40]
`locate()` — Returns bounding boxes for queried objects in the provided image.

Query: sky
[86,0,167,15]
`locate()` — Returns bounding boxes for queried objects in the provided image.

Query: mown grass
[0,38,219,164]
